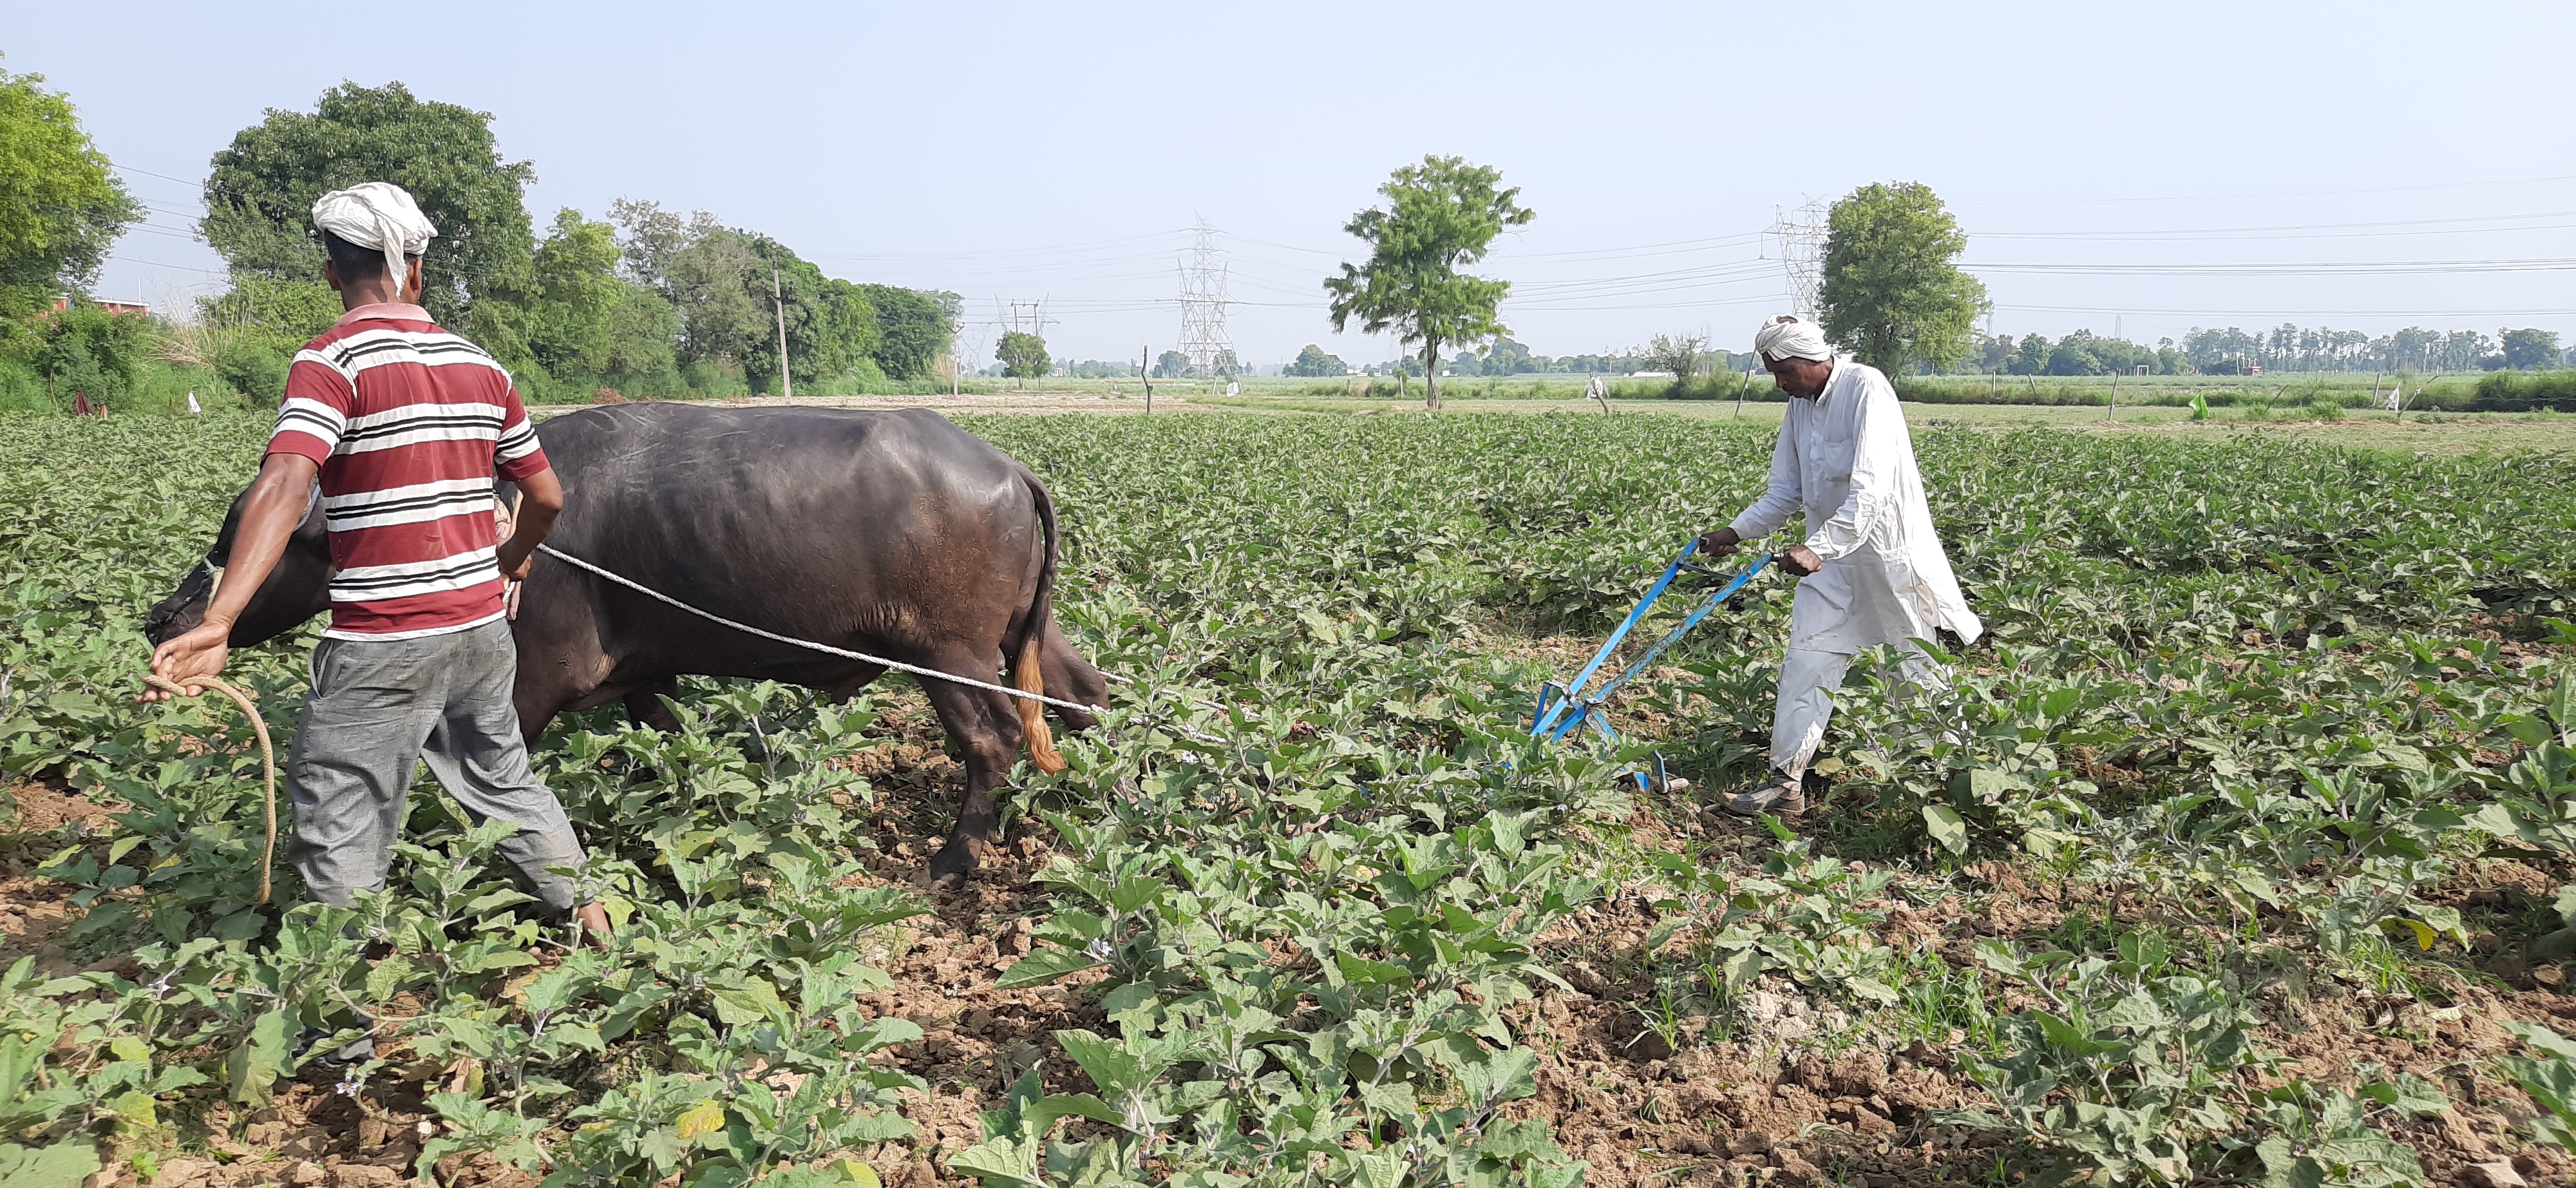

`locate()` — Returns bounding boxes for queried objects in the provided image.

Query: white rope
[535,543,1108,716]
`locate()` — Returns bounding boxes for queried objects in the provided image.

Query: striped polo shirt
[267,303,549,640]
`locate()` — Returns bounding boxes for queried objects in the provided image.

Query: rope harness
[141,673,276,904]
[534,544,1110,717]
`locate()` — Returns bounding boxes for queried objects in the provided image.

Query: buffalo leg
[1039,620,1109,732]
[623,678,683,731]
[918,650,1023,886]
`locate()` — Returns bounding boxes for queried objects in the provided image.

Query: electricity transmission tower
[1765,200,1830,320]
[1003,299,1052,340]
[1176,219,1234,374]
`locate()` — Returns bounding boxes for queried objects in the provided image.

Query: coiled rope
[140,673,276,904]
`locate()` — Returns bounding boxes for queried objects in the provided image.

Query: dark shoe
[298,1016,376,1071]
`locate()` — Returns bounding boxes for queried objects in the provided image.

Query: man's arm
[1699,409,1804,557]
[142,453,319,702]
[497,465,563,581]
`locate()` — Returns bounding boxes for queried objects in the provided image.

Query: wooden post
[1142,345,1153,414]
[2107,369,2118,422]
[1734,368,1754,419]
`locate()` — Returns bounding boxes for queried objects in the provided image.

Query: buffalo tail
[1014,468,1068,775]
[1018,634,1065,774]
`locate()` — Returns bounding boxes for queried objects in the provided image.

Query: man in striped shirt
[147,183,608,943]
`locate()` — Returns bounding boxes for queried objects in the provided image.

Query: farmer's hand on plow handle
[1696,528,1821,577]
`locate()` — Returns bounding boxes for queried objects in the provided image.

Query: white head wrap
[310,182,437,300]
[1754,314,1832,363]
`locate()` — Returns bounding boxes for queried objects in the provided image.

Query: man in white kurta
[1698,314,1982,816]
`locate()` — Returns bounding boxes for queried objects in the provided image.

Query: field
[8,409,2576,1188]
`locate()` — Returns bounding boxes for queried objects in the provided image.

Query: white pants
[1771,644,1946,780]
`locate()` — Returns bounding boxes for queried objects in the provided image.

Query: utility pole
[772,267,793,399]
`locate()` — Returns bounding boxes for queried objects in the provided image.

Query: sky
[13,0,2576,367]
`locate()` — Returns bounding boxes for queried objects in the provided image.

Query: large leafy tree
[2503,327,2562,371]
[996,331,1050,383]
[0,64,141,349]
[611,199,765,372]
[202,82,535,341]
[858,284,953,380]
[1323,155,1533,409]
[525,209,677,381]
[1286,343,1346,377]
[1818,182,1987,374]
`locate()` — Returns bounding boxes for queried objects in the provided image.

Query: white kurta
[1728,356,1981,656]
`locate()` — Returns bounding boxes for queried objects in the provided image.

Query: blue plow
[1530,541,1775,792]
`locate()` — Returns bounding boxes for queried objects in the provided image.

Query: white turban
[311,182,437,300]
[1754,314,1832,363]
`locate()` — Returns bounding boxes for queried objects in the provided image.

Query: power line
[1996,303,2576,318]
[1969,256,2576,276]
[109,162,207,188]
[1955,171,2576,209]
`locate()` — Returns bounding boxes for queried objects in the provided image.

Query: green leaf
[226,1009,291,1105]
[1845,977,1900,1004]
[0,1141,102,1188]
[1923,805,1969,855]
[1336,953,1413,986]
[996,945,1103,990]
[708,977,790,1027]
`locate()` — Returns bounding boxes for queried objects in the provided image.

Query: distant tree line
[183,82,960,402]
[1959,323,2564,377]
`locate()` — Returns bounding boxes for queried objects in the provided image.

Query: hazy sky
[14,1,2576,365]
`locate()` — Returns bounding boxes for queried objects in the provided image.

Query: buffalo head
[144,483,334,647]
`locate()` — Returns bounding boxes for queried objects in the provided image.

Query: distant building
[52,297,149,317]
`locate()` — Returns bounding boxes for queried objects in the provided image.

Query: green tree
[1323,155,1533,409]
[192,274,343,399]
[611,200,764,378]
[1153,350,1190,379]
[202,82,536,349]
[35,303,147,405]
[859,284,953,380]
[738,235,879,394]
[524,208,677,382]
[0,64,141,352]
[1819,181,1987,374]
[1641,332,1707,383]
[2503,327,2562,371]
[997,331,1050,383]
[2007,333,2050,376]
[1286,344,1345,377]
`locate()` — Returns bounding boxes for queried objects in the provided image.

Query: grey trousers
[284,617,585,915]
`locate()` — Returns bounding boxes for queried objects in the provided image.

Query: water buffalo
[145,403,1108,884]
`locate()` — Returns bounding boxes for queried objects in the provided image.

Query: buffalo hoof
[924,837,988,889]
